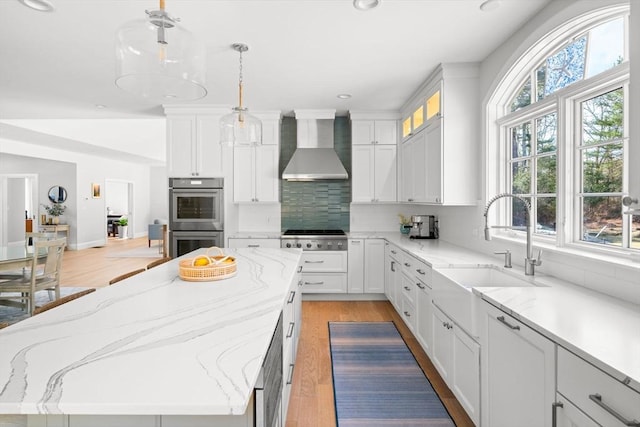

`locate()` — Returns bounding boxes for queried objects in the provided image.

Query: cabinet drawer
[301,273,347,293]
[557,347,640,426]
[401,294,416,332]
[400,274,416,304]
[227,238,280,248]
[300,252,347,272]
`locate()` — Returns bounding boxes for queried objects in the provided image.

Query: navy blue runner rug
[329,321,455,426]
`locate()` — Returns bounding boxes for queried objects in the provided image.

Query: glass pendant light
[115,0,207,102]
[220,43,262,146]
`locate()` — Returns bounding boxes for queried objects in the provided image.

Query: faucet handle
[529,249,543,266]
[494,250,512,268]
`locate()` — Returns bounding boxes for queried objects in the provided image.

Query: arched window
[487,4,636,252]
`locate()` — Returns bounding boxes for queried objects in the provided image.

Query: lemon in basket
[192,256,211,267]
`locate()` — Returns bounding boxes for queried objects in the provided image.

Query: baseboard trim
[302,293,388,301]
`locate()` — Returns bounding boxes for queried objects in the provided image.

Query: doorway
[0,174,38,247]
[105,179,134,241]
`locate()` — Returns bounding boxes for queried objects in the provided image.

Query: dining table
[0,245,47,273]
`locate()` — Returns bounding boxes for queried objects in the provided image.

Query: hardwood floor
[59,237,156,288]
[58,243,474,426]
[286,301,475,427]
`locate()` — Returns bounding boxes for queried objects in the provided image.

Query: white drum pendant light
[115,0,207,102]
[220,43,262,146]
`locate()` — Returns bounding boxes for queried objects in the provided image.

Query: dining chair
[146,257,172,269]
[33,288,96,315]
[0,237,67,315]
[0,232,57,281]
[108,268,146,285]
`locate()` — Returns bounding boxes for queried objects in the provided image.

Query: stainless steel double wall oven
[169,178,224,258]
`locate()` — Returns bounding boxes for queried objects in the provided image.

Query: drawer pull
[404,262,411,267]
[390,261,396,272]
[286,322,295,338]
[416,283,425,290]
[297,266,303,273]
[588,394,640,426]
[304,281,324,285]
[404,286,411,291]
[287,363,295,385]
[552,402,564,427]
[403,311,411,317]
[247,244,260,248]
[391,250,397,255]
[287,291,296,304]
[416,269,426,275]
[305,260,325,264]
[497,315,520,330]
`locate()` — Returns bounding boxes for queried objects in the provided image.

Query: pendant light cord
[238,48,244,109]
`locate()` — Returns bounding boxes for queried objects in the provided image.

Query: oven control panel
[281,238,347,251]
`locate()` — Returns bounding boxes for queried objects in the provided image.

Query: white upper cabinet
[350,113,399,203]
[399,63,479,205]
[233,114,281,203]
[165,110,227,178]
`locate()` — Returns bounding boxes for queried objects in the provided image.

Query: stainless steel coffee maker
[409,215,438,239]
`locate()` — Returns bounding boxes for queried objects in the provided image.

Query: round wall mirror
[48,186,67,203]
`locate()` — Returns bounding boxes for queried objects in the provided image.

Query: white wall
[0,138,155,250]
[437,0,639,303]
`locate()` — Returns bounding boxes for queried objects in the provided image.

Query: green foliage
[118,217,128,226]
[42,203,66,216]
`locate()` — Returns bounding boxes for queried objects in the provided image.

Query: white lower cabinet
[300,251,348,293]
[415,279,433,357]
[480,301,556,427]
[227,238,281,248]
[348,238,385,294]
[431,303,480,425]
[554,394,600,427]
[556,346,640,427]
[384,243,402,310]
[281,272,302,425]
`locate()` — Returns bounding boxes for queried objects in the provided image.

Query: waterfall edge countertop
[0,247,302,416]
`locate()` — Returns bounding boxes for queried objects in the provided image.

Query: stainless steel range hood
[282,110,348,181]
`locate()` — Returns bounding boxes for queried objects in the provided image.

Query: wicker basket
[179,247,237,282]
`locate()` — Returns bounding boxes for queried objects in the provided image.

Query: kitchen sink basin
[437,265,535,289]
[431,265,546,338]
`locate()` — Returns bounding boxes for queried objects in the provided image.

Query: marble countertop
[351,232,640,393]
[0,247,302,416]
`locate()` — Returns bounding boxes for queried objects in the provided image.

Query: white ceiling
[0,0,553,120]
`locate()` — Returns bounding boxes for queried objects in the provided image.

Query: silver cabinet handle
[404,286,411,291]
[391,250,397,254]
[304,281,324,285]
[416,283,425,290]
[404,262,411,267]
[390,261,396,272]
[497,315,520,330]
[305,260,324,264]
[286,363,295,385]
[416,269,426,275]
[589,394,640,426]
[286,322,295,338]
[287,291,295,304]
[403,311,411,317]
[552,402,564,427]
[247,244,260,248]
[298,280,303,287]
[297,266,303,273]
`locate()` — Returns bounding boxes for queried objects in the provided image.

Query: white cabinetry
[480,301,556,427]
[556,346,640,427]
[415,272,433,357]
[300,251,348,294]
[282,270,302,423]
[399,63,479,205]
[384,242,402,310]
[431,303,480,425]
[350,114,398,203]
[348,239,385,294]
[227,238,281,248]
[165,109,227,178]
[233,114,280,203]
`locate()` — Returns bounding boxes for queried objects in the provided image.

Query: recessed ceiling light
[18,0,55,12]
[95,104,106,109]
[479,0,501,12]
[337,94,352,99]
[353,0,380,11]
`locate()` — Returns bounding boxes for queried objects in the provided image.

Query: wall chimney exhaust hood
[282,110,348,181]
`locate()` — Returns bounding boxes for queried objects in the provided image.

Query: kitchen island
[0,247,302,427]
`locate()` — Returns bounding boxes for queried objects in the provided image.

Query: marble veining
[0,248,302,416]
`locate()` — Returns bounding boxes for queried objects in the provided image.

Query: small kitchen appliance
[409,215,438,239]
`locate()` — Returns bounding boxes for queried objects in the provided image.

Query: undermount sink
[438,265,537,289]
[431,265,546,338]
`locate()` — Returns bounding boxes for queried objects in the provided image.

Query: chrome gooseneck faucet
[484,193,542,276]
